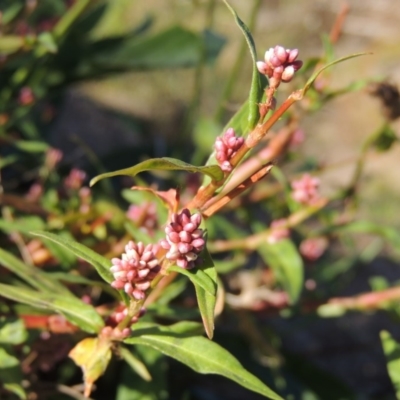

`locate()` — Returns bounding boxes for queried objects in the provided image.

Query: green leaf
[381,331,400,399]
[125,322,282,400]
[192,247,217,339]
[258,239,304,304]
[168,266,215,296]
[116,345,168,400]
[30,231,113,284]
[0,348,19,368]
[119,346,152,382]
[0,35,24,54]
[302,52,371,95]
[41,231,78,268]
[0,216,45,234]
[90,157,223,187]
[0,248,71,296]
[0,317,27,345]
[53,0,91,39]
[1,3,24,24]
[0,283,104,334]
[93,26,224,70]
[222,0,263,129]
[12,140,49,153]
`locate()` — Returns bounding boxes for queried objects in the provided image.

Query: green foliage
[126,322,283,400]
[90,157,224,187]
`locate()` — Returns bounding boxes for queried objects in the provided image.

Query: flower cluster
[110,241,161,300]
[160,209,205,269]
[257,46,303,88]
[291,173,320,205]
[214,128,244,172]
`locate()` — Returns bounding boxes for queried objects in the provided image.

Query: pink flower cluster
[110,241,161,300]
[291,173,320,205]
[214,128,244,172]
[257,46,303,88]
[160,209,205,269]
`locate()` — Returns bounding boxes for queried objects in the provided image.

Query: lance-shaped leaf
[258,239,304,304]
[0,248,71,296]
[381,331,400,399]
[168,266,215,296]
[222,0,263,130]
[118,346,152,382]
[125,322,282,400]
[302,52,371,95]
[0,283,104,334]
[192,247,218,339]
[90,157,223,187]
[30,231,113,283]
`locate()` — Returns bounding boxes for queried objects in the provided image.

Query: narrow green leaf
[193,247,217,339]
[119,346,152,382]
[0,216,45,234]
[125,322,282,400]
[90,157,223,187]
[30,231,113,284]
[381,331,400,399]
[0,248,71,296]
[0,317,27,345]
[53,0,91,39]
[168,266,215,296]
[222,0,263,129]
[302,52,371,95]
[0,283,104,334]
[12,140,49,153]
[2,3,24,25]
[258,239,304,304]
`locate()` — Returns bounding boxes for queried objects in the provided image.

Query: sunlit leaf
[90,157,223,187]
[168,266,215,296]
[69,337,112,398]
[30,231,113,283]
[0,283,104,334]
[0,317,27,345]
[125,322,282,400]
[192,247,217,339]
[0,248,71,296]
